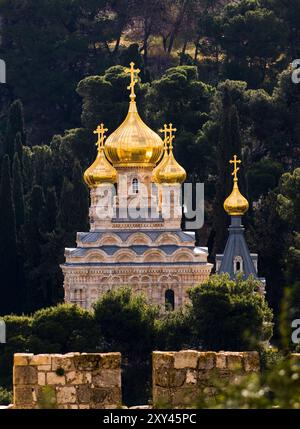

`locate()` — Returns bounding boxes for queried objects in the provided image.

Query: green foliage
[30,304,99,354]
[12,153,25,231]
[0,155,20,315]
[247,192,287,340]
[200,356,300,409]
[189,274,273,351]
[217,0,287,87]
[0,387,12,405]
[94,288,159,356]
[37,385,57,409]
[277,169,300,350]
[155,308,194,351]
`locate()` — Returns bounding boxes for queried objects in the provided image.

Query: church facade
[61,63,213,310]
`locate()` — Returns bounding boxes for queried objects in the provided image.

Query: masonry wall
[152,350,260,408]
[13,352,121,409]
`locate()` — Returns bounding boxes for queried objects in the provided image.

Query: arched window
[233,256,243,274]
[165,289,175,311]
[132,178,139,194]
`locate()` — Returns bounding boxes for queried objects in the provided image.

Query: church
[61,63,213,310]
[61,62,264,310]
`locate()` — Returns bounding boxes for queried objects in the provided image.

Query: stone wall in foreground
[152,350,260,408]
[13,352,121,409]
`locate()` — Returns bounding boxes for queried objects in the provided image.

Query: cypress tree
[23,185,45,311]
[41,187,58,233]
[57,177,74,235]
[71,159,89,232]
[12,153,25,231]
[212,89,246,256]
[14,132,24,168]
[0,155,20,314]
[5,100,26,162]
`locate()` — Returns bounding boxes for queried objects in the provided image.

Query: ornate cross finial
[159,124,170,150]
[229,154,242,181]
[125,62,140,101]
[166,123,177,150]
[93,123,108,152]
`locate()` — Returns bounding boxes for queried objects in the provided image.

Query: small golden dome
[224,155,249,216]
[152,127,169,184]
[104,62,163,168]
[155,124,186,185]
[224,181,249,215]
[84,124,117,188]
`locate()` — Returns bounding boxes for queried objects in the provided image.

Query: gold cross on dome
[93,123,108,152]
[229,155,242,181]
[166,123,177,150]
[159,124,170,149]
[125,62,140,101]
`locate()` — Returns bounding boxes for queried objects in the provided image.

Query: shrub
[189,274,273,351]
[0,387,12,405]
[93,287,159,356]
[30,304,100,353]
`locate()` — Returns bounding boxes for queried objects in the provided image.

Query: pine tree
[0,155,20,315]
[12,153,25,231]
[5,100,26,162]
[212,89,246,256]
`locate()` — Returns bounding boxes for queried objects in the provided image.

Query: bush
[189,274,273,351]
[0,387,12,405]
[93,287,159,356]
[155,308,194,351]
[30,304,100,353]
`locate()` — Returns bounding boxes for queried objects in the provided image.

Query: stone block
[51,355,74,371]
[198,352,216,370]
[46,372,66,385]
[73,354,101,371]
[100,353,121,370]
[14,386,34,406]
[38,372,46,386]
[56,386,77,404]
[153,352,175,370]
[77,385,92,403]
[14,354,34,366]
[174,351,199,369]
[37,365,52,372]
[92,369,121,388]
[227,353,243,370]
[79,404,90,409]
[153,352,175,388]
[169,369,186,388]
[92,387,121,406]
[243,352,260,372]
[186,370,197,385]
[216,353,227,369]
[31,355,52,366]
[14,365,37,385]
[66,370,92,385]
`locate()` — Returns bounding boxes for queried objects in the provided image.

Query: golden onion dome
[155,124,186,185]
[104,62,164,168]
[152,130,169,184]
[223,155,249,216]
[84,124,117,188]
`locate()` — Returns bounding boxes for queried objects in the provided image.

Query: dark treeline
[0,0,299,346]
